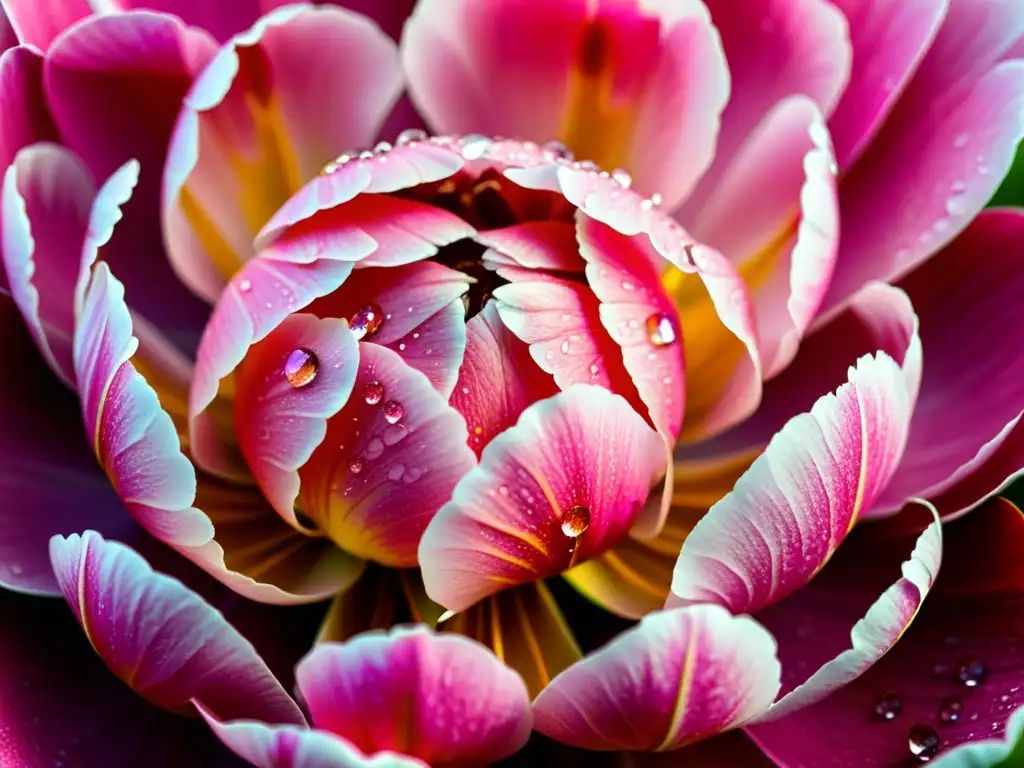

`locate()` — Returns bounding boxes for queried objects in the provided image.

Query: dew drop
[650,192,663,207]
[560,338,570,354]
[945,195,967,216]
[349,457,365,474]
[956,656,988,688]
[359,150,374,160]
[543,140,574,161]
[373,140,393,153]
[388,464,405,481]
[612,168,632,188]
[621,281,636,291]
[362,380,384,405]
[365,437,385,460]
[396,128,428,145]
[239,279,252,292]
[908,724,940,761]
[383,400,404,424]
[938,696,963,724]
[951,179,967,193]
[589,363,599,377]
[645,312,677,347]
[284,348,319,388]
[403,467,423,483]
[498,485,510,497]
[561,505,591,537]
[872,692,902,721]
[349,304,384,341]
[382,424,408,446]
[461,134,492,160]
[952,132,969,149]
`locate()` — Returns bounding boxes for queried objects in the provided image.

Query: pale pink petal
[0,45,58,176]
[533,604,781,751]
[821,0,1024,313]
[2,0,94,50]
[826,0,947,169]
[2,144,138,385]
[297,626,532,767]
[199,709,426,768]
[49,531,305,724]
[448,302,559,458]
[681,0,851,220]
[402,0,730,209]
[672,352,914,615]
[419,385,664,612]
[163,4,403,302]
[74,262,215,548]
[235,313,359,529]
[298,343,476,567]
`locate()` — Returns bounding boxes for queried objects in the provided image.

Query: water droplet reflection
[561,505,591,538]
[383,400,404,424]
[956,656,988,688]
[363,381,384,405]
[938,697,962,725]
[645,312,677,347]
[872,692,902,721]
[284,348,319,388]
[908,724,940,761]
[349,304,384,341]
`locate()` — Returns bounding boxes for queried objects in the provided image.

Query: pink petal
[931,418,1024,521]
[2,144,138,385]
[678,96,839,377]
[74,261,215,548]
[533,604,781,751]
[681,0,851,221]
[234,313,359,529]
[307,261,471,397]
[162,4,402,302]
[672,352,914,615]
[826,0,947,169]
[44,10,216,351]
[49,531,304,724]
[0,45,58,175]
[748,498,1017,765]
[419,385,664,612]
[298,342,476,567]
[2,0,93,50]
[296,626,532,767]
[0,296,139,595]
[448,302,559,458]
[873,210,1024,512]
[401,0,730,209]
[114,0,299,43]
[199,709,426,768]
[820,0,1024,313]
[753,508,942,721]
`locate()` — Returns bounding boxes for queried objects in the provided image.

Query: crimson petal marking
[235,313,359,530]
[532,604,781,751]
[296,627,532,767]
[672,351,913,615]
[449,302,559,458]
[419,384,664,613]
[298,342,476,567]
[49,531,304,725]
[2,144,138,385]
[199,707,427,768]
[75,262,214,547]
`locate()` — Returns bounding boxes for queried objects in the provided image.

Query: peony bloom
[1,1,1023,767]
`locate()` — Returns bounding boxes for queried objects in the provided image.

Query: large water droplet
[349,457,365,474]
[612,168,632,188]
[349,304,384,341]
[908,724,940,761]
[396,128,428,145]
[383,400,404,424]
[284,348,319,388]
[938,696,963,724]
[561,505,591,537]
[873,692,902,721]
[362,380,384,405]
[543,140,574,161]
[461,134,491,160]
[645,313,677,347]
[382,424,407,446]
[956,656,988,688]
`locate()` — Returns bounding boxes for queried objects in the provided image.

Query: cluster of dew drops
[870,651,1010,762]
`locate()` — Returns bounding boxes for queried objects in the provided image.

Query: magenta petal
[0,45,58,177]
[235,313,359,529]
[199,708,426,768]
[448,302,559,458]
[75,261,215,548]
[2,0,91,50]
[533,604,781,751]
[931,418,1024,520]
[45,10,216,350]
[672,351,914,615]
[114,0,288,43]
[298,342,476,567]
[296,626,532,767]
[49,531,304,725]
[419,385,664,612]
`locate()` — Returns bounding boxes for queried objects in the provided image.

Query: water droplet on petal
[498,485,510,496]
[908,724,940,761]
[365,437,385,460]
[284,348,319,388]
[461,134,491,160]
[373,141,393,153]
[388,464,405,481]
[645,312,677,347]
[396,128,428,145]
[873,692,902,721]
[362,380,384,405]
[952,132,969,149]
[560,338,570,354]
[383,400,404,424]
[938,697,963,724]
[382,424,408,446]
[239,279,252,292]
[650,192,663,207]
[543,140,574,161]
[359,150,374,160]
[621,281,636,291]
[349,304,384,341]
[612,168,632,188]
[349,457,365,474]
[956,656,988,688]
[561,505,590,537]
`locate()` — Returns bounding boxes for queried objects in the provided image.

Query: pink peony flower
[1,1,1023,766]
